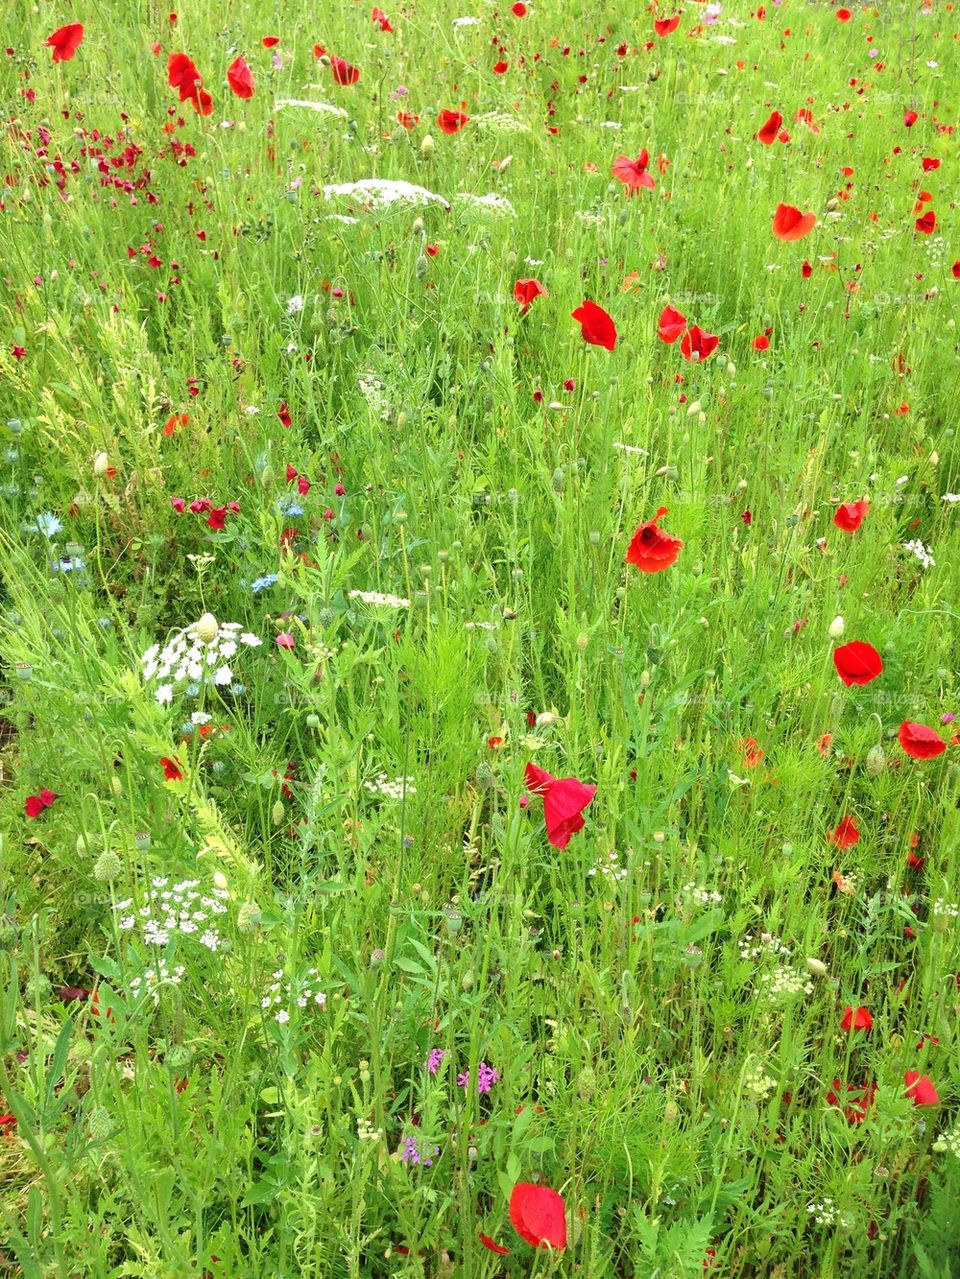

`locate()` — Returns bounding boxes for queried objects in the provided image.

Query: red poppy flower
[514,278,547,313]
[227,56,254,99]
[952,261,960,280]
[680,324,718,362]
[494,60,508,74]
[278,402,292,428]
[740,738,764,768]
[757,110,783,146]
[396,111,419,128]
[168,52,212,114]
[25,788,57,818]
[834,500,868,532]
[657,304,687,343]
[899,722,947,760]
[571,299,617,350]
[827,1078,875,1125]
[479,1234,511,1255]
[841,1006,873,1032]
[904,1072,939,1105]
[772,203,817,241]
[612,149,655,192]
[922,157,940,172]
[915,210,936,235]
[511,1,527,13]
[47,23,84,62]
[524,762,596,851]
[752,334,770,351]
[437,109,469,134]
[833,640,883,686]
[372,8,393,32]
[904,109,919,127]
[331,57,360,86]
[625,506,682,573]
[828,816,860,850]
[801,259,813,278]
[163,412,189,436]
[836,7,851,18]
[509,1183,567,1251]
[160,756,184,781]
[654,16,681,37]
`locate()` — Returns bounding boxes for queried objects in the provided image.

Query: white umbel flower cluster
[141,613,262,705]
[260,967,327,1024]
[116,876,229,952]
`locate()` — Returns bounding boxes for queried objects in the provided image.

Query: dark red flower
[828,816,860,850]
[278,402,292,428]
[25,788,57,818]
[493,59,508,74]
[680,324,718,362]
[372,7,393,32]
[904,109,919,127]
[899,722,947,760]
[437,109,469,134]
[160,756,184,781]
[261,36,280,48]
[509,1183,566,1250]
[657,304,687,343]
[47,23,84,62]
[612,150,656,192]
[514,278,547,314]
[841,1005,873,1032]
[834,500,868,532]
[524,762,596,851]
[801,259,813,278]
[626,506,682,573]
[227,55,254,99]
[833,640,883,686]
[331,57,360,86]
[905,1072,939,1105]
[827,1078,875,1125]
[836,7,851,19]
[757,110,783,145]
[772,203,817,241]
[572,299,616,350]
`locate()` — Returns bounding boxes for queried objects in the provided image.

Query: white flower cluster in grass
[357,1116,384,1141]
[742,1059,777,1100]
[276,98,348,119]
[453,192,516,214]
[942,493,960,503]
[129,958,186,1004]
[681,883,723,906]
[348,589,410,609]
[932,899,959,919]
[757,966,814,1002]
[452,15,482,26]
[903,538,936,570]
[934,1120,960,1157]
[323,178,450,210]
[260,967,327,1024]
[142,620,262,705]
[739,931,791,961]
[116,877,229,953]
[363,773,417,799]
[471,111,532,135]
[587,850,628,883]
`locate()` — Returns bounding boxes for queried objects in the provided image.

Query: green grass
[1,2,960,1275]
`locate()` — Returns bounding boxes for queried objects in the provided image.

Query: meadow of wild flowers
[1,1,960,1275]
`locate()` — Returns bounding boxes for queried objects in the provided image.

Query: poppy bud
[461,969,474,991]
[420,133,435,156]
[93,451,110,477]
[865,745,885,776]
[640,670,651,688]
[576,632,589,651]
[806,957,829,978]
[237,901,261,933]
[271,800,285,825]
[94,849,122,881]
[260,466,274,487]
[110,776,122,797]
[213,870,228,890]
[551,467,565,493]
[317,53,331,67]
[828,616,845,638]
[727,362,736,376]
[306,713,320,729]
[930,451,939,467]
[195,612,219,644]
[535,711,557,728]
[411,217,425,236]
[416,254,428,278]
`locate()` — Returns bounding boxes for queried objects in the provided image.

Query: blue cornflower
[277,499,304,517]
[251,573,279,594]
[32,512,63,537]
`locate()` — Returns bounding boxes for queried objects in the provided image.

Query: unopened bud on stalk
[828,616,845,639]
[195,613,219,643]
[93,451,109,477]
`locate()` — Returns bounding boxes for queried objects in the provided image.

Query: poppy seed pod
[195,612,219,644]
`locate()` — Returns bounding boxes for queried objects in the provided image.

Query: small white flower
[155,684,173,705]
[276,1009,291,1024]
[213,666,233,686]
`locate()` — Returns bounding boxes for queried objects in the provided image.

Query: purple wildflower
[458,1061,500,1094]
[425,1047,446,1075]
[400,1134,438,1166]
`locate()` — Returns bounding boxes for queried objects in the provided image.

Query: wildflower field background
[2,1,960,1275]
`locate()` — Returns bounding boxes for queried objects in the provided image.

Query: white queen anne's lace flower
[140,615,262,703]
